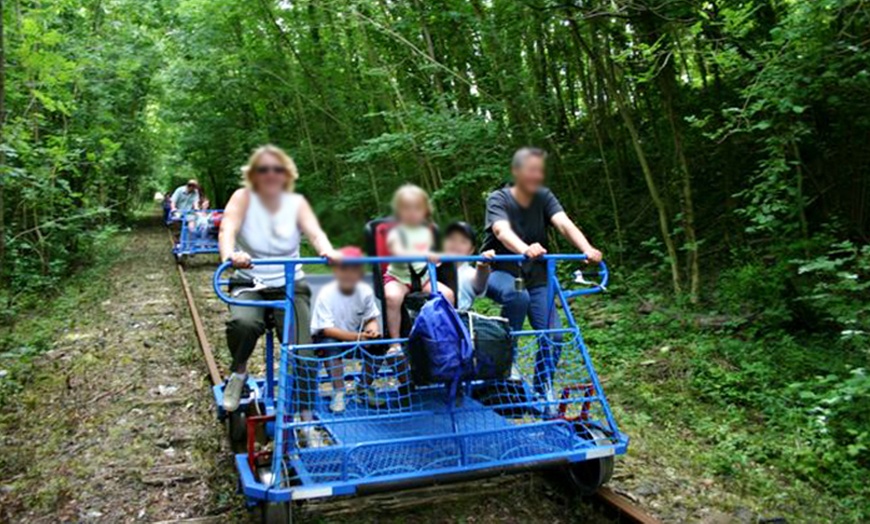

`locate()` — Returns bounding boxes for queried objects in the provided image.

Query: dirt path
[0,220,233,523]
[0,220,613,523]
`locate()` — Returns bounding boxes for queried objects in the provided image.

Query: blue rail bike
[212,254,628,522]
[170,209,223,264]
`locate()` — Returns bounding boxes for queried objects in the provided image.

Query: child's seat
[364,217,457,335]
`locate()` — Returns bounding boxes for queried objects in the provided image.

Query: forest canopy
[3,0,868,306]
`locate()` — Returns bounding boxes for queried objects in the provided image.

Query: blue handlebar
[167,208,222,223]
[213,254,608,308]
[179,208,223,218]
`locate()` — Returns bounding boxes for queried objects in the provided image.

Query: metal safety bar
[213,254,607,310]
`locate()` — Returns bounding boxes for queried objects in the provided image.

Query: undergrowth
[0,226,128,404]
[575,243,869,521]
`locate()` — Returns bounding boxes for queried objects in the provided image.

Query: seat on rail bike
[364,217,457,335]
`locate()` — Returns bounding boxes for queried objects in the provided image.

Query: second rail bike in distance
[212,254,627,522]
[170,209,224,264]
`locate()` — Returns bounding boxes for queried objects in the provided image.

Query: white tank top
[236,190,304,287]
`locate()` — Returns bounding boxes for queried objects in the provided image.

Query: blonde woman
[218,145,340,446]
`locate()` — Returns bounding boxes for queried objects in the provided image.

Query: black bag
[227,276,255,292]
[400,291,430,335]
[459,312,513,380]
[472,381,532,418]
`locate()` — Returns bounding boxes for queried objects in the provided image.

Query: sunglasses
[255,165,287,175]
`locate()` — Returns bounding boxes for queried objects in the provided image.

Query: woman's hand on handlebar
[230,251,253,269]
[321,248,343,265]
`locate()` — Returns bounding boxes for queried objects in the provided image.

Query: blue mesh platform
[268,330,626,492]
[287,390,594,485]
[318,392,510,443]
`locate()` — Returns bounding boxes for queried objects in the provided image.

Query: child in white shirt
[311,246,381,413]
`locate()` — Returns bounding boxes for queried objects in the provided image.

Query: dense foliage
[1,0,868,517]
[0,0,162,316]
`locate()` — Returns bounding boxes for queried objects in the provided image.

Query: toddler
[443,221,495,311]
[384,184,454,356]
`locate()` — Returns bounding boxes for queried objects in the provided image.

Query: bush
[716,259,793,327]
[793,241,870,344]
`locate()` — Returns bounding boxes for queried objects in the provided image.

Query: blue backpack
[407,293,473,399]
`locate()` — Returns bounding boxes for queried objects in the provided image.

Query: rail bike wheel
[254,467,293,524]
[565,428,614,495]
[226,410,247,454]
[257,501,290,524]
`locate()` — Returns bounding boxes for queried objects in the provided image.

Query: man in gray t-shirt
[482,147,602,404]
[482,184,564,288]
[170,179,201,212]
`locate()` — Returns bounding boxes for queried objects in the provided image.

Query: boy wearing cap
[444,222,495,311]
[310,246,381,413]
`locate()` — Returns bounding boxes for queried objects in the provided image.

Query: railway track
[595,487,662,524]
[170,236,661,524]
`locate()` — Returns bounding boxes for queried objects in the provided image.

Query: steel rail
[168,228,222,385]
[595,487,662,524]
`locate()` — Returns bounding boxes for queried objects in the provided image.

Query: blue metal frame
[171,209,223,258]
[212,254,626,505]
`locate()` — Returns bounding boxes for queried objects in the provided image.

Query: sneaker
[385,344,403,357]
[361,385,386,408]
[330,390,346,413]
[508,364,522,381]
[541,383,558,417]
[298,425,326,448]
[223,373,247,412]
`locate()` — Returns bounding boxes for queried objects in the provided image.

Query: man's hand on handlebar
[583,247,603,263]
[524,243,548,259]
[230,251,253,269]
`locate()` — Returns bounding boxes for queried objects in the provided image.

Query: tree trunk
[791,139,810,253]
[0,0,6,295]
[668,104,700,302]
[469,0,527,140]
[367,166,382,210]
[566,13,682,295]
[412,0,444,100]
[652,24,701,303]
[576,48,625,263]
